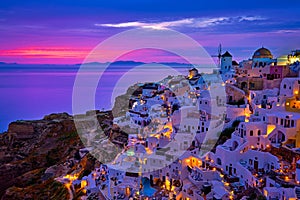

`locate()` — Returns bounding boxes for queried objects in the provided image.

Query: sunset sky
[0,0,300,64]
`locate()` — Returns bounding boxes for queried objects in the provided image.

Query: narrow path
[65,183,74,200]
[55,177,74,200]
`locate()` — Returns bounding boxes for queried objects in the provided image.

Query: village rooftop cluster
[60,47,300,200]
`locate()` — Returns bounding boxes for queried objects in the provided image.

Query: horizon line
[0,60,221,67]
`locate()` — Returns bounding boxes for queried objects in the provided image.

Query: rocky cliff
[0,111,114,200]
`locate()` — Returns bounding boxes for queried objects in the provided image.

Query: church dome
[252,47,273,59]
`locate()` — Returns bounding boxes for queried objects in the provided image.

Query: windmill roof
[222,51,232,57]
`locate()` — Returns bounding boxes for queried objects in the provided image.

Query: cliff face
[0,113,78,199]
[112,83,142,118]
[0,106,132,199]
[7,123,35,139]
[0,112,113,200]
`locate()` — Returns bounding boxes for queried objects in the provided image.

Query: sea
[0,62,215,132]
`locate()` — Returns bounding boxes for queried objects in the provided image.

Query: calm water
[0,62,213,132]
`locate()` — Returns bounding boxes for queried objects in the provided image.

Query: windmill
[211,44,222,68]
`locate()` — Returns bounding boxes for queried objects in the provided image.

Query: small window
[284,84,286,89]
[258,130,261,136]
[250,130,254,136]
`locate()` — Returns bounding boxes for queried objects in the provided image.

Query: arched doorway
[270,131,285,144]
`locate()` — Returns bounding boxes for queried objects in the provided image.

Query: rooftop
[252,47,273,59]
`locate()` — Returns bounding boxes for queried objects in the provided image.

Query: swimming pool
[142,177,157,197]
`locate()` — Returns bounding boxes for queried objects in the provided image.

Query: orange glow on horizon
[0,46,127,64]
[0,46,192,64]
[0,47,90,59]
